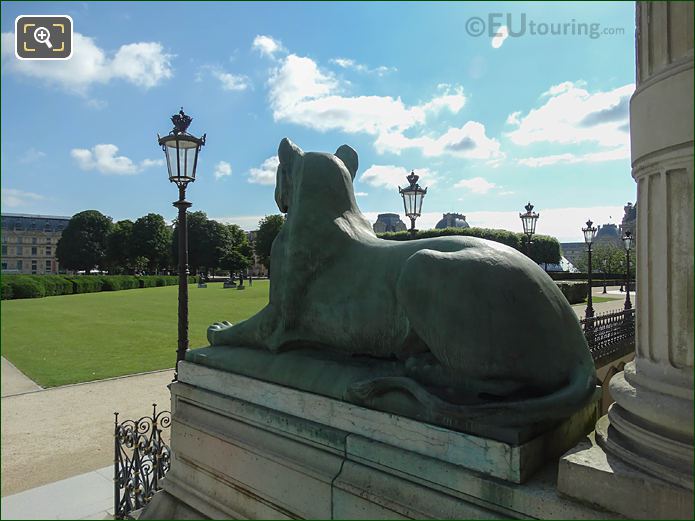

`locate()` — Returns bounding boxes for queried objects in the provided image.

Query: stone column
[559,3,693,517]
[603,0,693,490]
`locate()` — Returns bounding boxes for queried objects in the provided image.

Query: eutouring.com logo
[465,13,626,41]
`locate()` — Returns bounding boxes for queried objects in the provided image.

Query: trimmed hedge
[1,274,197,300]
[377,227,561,265]
[2,279,13,300]
[555,281,589,305]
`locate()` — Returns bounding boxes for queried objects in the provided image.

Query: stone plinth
[141,362,609,520]
[558,418,693,520]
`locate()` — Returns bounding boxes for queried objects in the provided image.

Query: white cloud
[211,69,250,91]
[85,98,108,110]
[214,161,233,179]
[491,25,509,49]
[360,165,437,190]
[248,156,279,185]
[506,111,521,125]
[454,177,496,194]
[70,144,162,175]
[1,188,45,208]
[375,121,502,159]
[18,148,46,164]
[517,145,630,167]
[210,215,266,231]
[267,53,497,159]
[330,57,396,76]
[1,32,173,94]
[140,158,165,168]
[354,192,368,197]
[252,35,286,58]
[506,81,634,149]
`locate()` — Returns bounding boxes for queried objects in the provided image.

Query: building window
[16,246,22,256]
[1,245,6,256]
[46,237,52,244]
[31,247,37,256]
[17,260,22,270]
[17,237,23,244]
[32,237,37,244]
[1,236,7,243]
[45,260,52,272]
[1,262,7,270]
[31,260,37,274]
[45,246,52,256]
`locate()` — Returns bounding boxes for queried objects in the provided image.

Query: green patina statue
[202,138,596,429]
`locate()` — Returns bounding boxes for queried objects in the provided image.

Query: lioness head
[275,138,358,213]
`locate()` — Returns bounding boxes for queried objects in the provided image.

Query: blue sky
[2,1,636,241]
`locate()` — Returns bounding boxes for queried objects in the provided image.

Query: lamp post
[582,219,597,319]
[158,108,206,380]
[622,230,633,310]
[398,171,427,238]
[519,202,539,257]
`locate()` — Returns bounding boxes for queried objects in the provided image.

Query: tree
[529,234,562,269]
[105,220,134,273]
[219,249,251,279]
[56,210,113,273]
[172,211,210,275]
[575,243,626,275]
[254,214,285,273]
[131,213,171,273]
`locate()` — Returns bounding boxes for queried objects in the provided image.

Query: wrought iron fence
[114,404,171,519]
[581,308,636,366]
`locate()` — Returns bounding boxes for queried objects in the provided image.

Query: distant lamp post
[622,230,633,310]
[158,108,206,380]
[399,171,427,237]
[582,219,598,319]
[519,202,539,256]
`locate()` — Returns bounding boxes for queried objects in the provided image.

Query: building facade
[435,212,470,229]
[372,213,407,234]
[1,213,71,274]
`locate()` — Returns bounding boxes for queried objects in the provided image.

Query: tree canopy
[56,210,113,273]
[105,220,134,273]
[131,213,172,273]
[254,214,285,272]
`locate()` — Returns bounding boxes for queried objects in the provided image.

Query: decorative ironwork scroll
[581,308,636,366]
[114,404,171,519]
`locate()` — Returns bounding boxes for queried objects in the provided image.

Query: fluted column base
[600,362,693,490]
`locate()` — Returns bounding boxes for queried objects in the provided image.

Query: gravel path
[1,369,173,497]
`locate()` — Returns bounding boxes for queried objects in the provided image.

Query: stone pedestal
[558,3,694,518]
[141,362,608,520]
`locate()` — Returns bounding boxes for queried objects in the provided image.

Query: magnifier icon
[33,26,53,49]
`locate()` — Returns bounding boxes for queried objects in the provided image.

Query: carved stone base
[558,416,694,519]
[140,362,609,520]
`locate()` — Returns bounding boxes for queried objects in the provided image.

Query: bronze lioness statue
[207,138,596,427]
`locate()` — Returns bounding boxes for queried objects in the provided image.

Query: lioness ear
[278,138,303,171]
[335,144,358,181]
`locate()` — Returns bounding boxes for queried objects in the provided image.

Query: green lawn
[1,281,269,387]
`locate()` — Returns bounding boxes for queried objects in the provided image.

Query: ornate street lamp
[582,219,598,319]
[399,171,427,237]
[158,108,206,380]
[622,230,633,310]
[519,202,539,256]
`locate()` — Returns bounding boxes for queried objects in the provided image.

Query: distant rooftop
[1,213,72,220]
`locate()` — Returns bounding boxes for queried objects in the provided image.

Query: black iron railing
[114,404,171,519]
[581,308,636,366]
